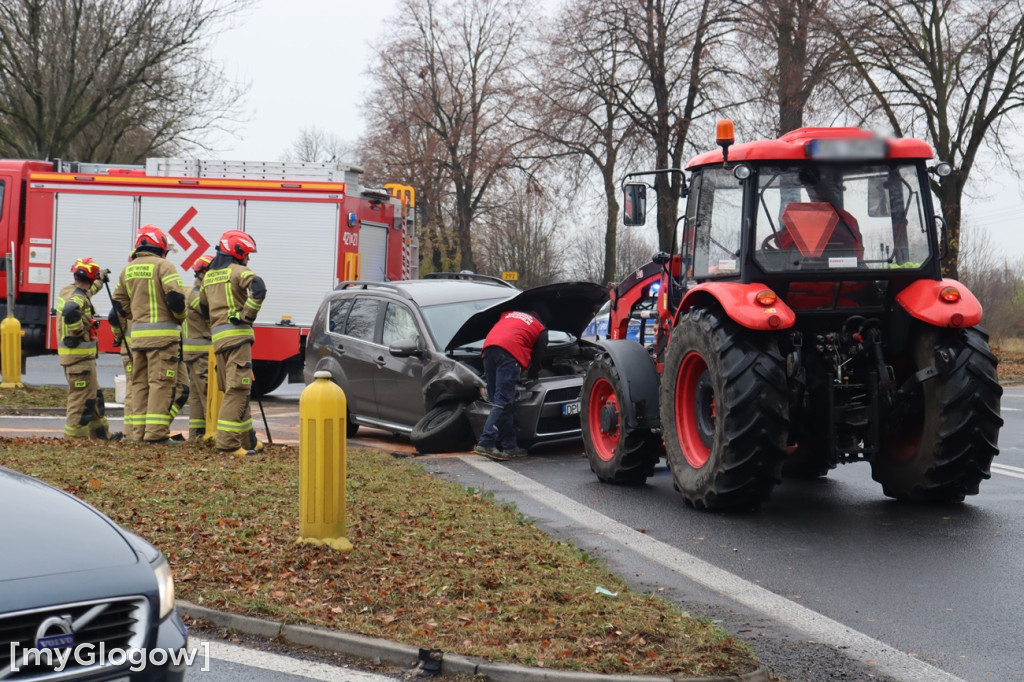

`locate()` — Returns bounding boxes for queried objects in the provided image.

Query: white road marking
[462,456,967,682]
[992,463,1024,480]
[195,639,395,681]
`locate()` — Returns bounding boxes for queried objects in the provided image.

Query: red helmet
[135,224,169,252]
[219,230,257,259]
[71,257,100,282]
[192,254,214,274]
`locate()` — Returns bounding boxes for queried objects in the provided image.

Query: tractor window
[692,168,743,278]
[754,163,932,273]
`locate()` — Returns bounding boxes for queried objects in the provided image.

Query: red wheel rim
[675,351,714,468]
[588,377,619,462]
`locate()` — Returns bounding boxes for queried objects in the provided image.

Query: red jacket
[483,311,545,368]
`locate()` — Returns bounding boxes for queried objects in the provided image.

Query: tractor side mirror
[623,183,647,226]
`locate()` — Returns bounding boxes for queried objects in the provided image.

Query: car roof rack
[333,280,414,300]
[423,272,517,288]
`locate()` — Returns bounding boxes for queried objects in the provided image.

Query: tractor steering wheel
[761,232,781,251]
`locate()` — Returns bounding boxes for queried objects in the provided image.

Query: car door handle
[333,342,345,354]
[374,355,387,367]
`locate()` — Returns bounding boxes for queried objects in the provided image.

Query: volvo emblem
[35,614,75,650]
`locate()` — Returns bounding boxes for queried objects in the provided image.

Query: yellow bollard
[0,315,24,388]
[297,370,352,551]
[204,346,223,441]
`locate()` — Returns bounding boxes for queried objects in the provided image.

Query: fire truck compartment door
[244,200,340,327]
[52,192,135,323]
[359,221,388,281]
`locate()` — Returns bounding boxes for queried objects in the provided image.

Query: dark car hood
[0,467,138,582]
[446,281,608,351]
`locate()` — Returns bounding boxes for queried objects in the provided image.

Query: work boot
[169,432,186,442]
[189,428,206,441]
[474,444,506,461]
[146,437,184,445]
[220,447,257,457]
[106,432,125,442]
[501,446,529,458]
[250,440,265,454]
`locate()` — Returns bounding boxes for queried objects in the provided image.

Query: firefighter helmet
[135,224,169,252]
[192,254,214,274]
[218,230,257,259]
[71,257,101,282]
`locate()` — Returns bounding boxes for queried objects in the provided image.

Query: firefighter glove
[165,290,186,314]
[100,268,111,283]
[63,335,81,348]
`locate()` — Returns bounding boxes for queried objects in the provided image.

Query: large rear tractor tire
[660,308,790,510]
[411,402,474,455]
[873,326,1002,502]
[581,358,661,485]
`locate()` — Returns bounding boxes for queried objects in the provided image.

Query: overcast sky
[206,0,1024,263]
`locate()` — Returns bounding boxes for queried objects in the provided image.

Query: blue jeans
[478,347,520,449]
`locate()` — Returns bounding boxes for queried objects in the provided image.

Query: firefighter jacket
[56,280,102,366]
[112,252,189,351]
[200,261,265,353]
[182,281,211,360]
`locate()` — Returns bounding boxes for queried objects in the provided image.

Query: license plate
[562,401,581,416]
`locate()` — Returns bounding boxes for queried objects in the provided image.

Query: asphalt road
[5,355,1022,681]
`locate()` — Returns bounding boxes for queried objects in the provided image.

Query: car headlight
[152,555,176,619]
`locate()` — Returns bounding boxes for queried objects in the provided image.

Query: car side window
[328,298,352,334]
[382,302,420,347]
[344,298,380,341]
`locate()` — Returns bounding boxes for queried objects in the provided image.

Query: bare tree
[474,178,564,288]
[833,0,1024,279]
[525,1,640,286]
[574,219,657,286]
[735,0,848,135]
[366,0,533,273]
[0,0,250,162]
[283,126,359,165]
[612,0,739,253]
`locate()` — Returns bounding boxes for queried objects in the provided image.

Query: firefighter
[112,225,190,443]
[57,257,117,439]
[199,230,267,455]
[183,255,214,440]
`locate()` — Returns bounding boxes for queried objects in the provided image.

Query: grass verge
[0,384,115,411]
[0,437,759,678]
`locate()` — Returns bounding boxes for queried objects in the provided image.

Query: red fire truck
[0,158,417,395]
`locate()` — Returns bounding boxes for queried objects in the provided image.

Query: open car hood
[446,281,608,351]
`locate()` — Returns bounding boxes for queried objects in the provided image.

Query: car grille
[0,597,148,680]
[545,386,581,404]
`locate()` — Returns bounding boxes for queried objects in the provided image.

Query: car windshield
[753,163,933,273]
[421,297,514,349]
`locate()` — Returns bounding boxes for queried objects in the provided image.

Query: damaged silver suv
[303,275,607,454]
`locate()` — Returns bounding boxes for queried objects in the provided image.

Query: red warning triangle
[780,202,839,258]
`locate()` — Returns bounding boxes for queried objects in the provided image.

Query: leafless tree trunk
[524,2,640,286]
[832,0,1024,280]
[365,0,532,273]
[735,0,847,135]
[0,0,249,162]
[614,0,738,253]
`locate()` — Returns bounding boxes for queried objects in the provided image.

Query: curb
[176,601,768,682]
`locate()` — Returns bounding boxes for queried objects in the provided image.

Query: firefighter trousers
[184,354,208,439]
[122,351,141,441]
[129,346,183,442]
[214,343,254,451]
[64,360,109,439]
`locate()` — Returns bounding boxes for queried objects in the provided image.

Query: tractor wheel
[873,326,1002,502]
[581,357,661,484]
[660,307,789,510]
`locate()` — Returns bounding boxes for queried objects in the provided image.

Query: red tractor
[581,122,1003,510]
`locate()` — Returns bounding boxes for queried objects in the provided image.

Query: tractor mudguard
[677,282,796,331]
[594,339,661,430]
[894,278,982,328]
